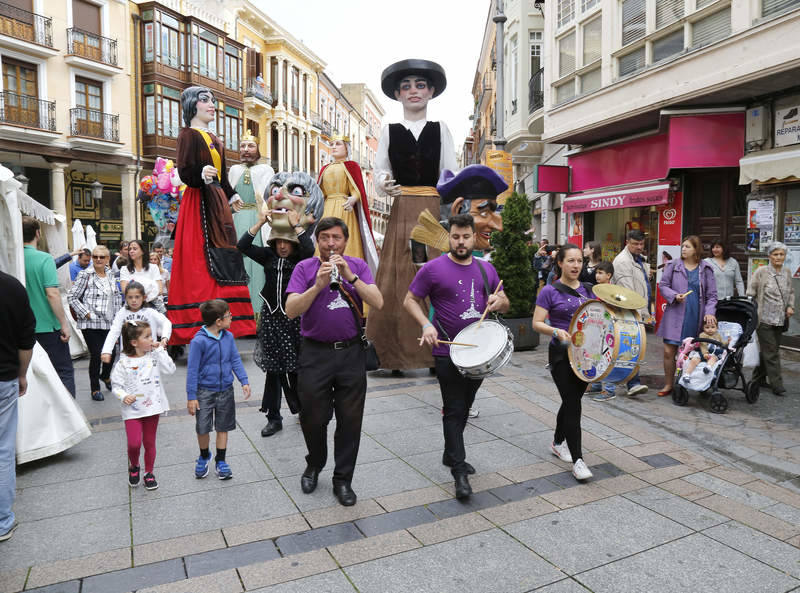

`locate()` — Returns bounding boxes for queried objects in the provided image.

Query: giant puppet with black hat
[367,58,458,372]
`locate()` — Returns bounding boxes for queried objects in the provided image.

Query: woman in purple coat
[656,235,718,396]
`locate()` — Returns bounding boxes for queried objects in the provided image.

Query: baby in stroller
[677,319,742,392]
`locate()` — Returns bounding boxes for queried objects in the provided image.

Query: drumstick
[438,340,478,347]
[476,280,504,329]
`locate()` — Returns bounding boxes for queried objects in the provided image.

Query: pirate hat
[436,165,508,204]
[381,59,447,100]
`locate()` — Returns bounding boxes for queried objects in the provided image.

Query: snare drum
[567,300,646,384]
[450,320,514,378]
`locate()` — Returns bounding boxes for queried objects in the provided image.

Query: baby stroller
[672,296,759,413]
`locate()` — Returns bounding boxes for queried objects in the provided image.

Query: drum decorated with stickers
[567,300,646,384]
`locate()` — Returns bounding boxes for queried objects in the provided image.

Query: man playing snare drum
[403,213,509,499]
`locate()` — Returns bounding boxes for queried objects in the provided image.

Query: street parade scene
[1,0,800,591]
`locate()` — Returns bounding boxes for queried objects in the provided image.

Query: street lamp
[91,179,104,201]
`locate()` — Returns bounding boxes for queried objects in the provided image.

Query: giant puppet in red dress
[167,86,256,343]
[315,135,379,276]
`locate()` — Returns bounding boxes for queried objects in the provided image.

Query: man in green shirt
[22,217,75,397]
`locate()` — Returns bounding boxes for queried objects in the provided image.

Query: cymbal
[592,284,647,310]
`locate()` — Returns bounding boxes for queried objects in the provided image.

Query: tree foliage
[490,192,537,318]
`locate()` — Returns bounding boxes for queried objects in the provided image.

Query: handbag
[772,273,792,333]
[338,284,381,371]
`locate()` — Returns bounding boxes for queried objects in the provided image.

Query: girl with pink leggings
[111,321,175,490]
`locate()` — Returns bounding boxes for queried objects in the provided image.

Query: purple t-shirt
[286,256,375,342]
[535,281,592,342]
[409,255,501,356]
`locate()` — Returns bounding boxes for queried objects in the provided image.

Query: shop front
[739,93,800,347]
[561,110,745,323]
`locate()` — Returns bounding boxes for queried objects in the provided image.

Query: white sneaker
[550,441,573,463]
[468,408,480,419]
[572,458,593,481]
[627,384,648,397]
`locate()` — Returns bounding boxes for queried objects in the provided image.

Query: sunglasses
[92,255,107,259]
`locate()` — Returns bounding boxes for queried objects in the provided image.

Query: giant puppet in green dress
[229,130,274,313]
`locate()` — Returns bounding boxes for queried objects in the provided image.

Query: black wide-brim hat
[381,59,447,100]
[436,165,508,204]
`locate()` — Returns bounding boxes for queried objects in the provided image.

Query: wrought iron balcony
[70,107,119,142]
[0,1,52,47]
[245,79,273,105]
[0,91,55,130]
[528,68,544,114]
[67,28,118,66]
[310,111,323,129]
[321,120,332,137]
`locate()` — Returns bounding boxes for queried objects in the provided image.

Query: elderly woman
[747,241,795,395]
[67,245,122,401]
[705,239,744,300]
[656,235,718,396]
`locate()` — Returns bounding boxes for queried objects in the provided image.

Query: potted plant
[490,191,539,350]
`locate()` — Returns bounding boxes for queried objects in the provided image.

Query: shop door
[685,169,748,272]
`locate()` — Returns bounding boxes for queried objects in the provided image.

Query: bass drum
[450,320,514,379]
[567,300,646,384]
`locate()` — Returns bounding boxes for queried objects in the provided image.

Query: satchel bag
[338,284,381,371]
[772,273,792,333]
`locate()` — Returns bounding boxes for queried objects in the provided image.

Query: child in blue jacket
[187,299,250,479]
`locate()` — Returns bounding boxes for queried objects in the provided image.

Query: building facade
[0,0,137,253]
[471,3,497,167]
[541,0,800,334]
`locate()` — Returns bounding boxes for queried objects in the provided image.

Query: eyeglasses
[92,255,107,260]
[222,312,232,319]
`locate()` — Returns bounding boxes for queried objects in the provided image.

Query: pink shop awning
[562,182,671,213]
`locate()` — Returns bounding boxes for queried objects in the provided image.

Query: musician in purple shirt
[286,217,383,507]
[532,244,594,482]
[404,214,509,500]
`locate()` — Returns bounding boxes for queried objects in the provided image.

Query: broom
[410,208,449,252]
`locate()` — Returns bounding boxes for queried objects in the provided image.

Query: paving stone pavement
[3,336,800,592]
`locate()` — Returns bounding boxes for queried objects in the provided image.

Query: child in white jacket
[110,320,175,490]
[102,281,172,363]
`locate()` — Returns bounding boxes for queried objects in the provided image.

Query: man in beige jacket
[612,229,651,396]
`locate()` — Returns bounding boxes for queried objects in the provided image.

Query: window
[555,80,576,104]
[530,31,542,73]
[144,95,155,134]
[510,35,518,109]
[159,13,180,69]
[291,67,299,109]
[621,0,646,46]
[75,77,102,131]
[558,32,576,77]
[656,0,684,29]
[224,105,241,151]
[3,58,37,97]
[762,0,800,17]
[652,29,684,62]
[144,22,154,62]
[619,46,646,76]
[583,17,602,65]
[197,28,218,79]
[691,7,731,48]
[224,44,241,92]
[696,0,716,6]
[558,0,575,27]
[581,67,602,93]
[582,0,600,11]
[162,86,181,138]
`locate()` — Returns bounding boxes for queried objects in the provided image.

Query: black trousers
[297,339,366,485]
[260,372,297,421]
[82,329,114,392]
[549,342,588,462]
[435,356,483,476]
[36,331,75,398]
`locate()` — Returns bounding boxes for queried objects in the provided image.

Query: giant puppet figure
[367,59,458,371]
[316,134,379,276]
[229,130,275,313]
[167,86,256,343]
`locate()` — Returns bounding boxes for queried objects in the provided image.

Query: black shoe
[91,390,104,401]
[143,472,158,490]
[128,465,140,488]
[102,378,112,391]
[261,420,283,437]
[454,474,472,500]
[300,466,319,494]
[773,387,787,396]
[333,482,357,506]
[391,370,403,377]
[442,454,476,475]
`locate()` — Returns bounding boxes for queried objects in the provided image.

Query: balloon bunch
[137,157,186,235]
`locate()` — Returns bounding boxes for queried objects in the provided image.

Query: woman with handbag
[67,245,122,401]
[747,241,795,395]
